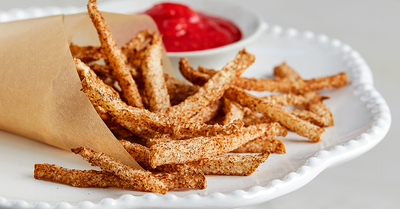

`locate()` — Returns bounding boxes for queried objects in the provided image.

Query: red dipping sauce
[143,2,242,52]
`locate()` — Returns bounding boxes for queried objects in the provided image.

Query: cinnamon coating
[71,146,168,194]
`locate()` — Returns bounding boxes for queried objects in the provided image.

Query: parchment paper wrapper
[0,12,174,169]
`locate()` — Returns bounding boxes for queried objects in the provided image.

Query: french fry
[198,66,297,92]
[222,98,245,125]
[231,136,286,154]
[87,0,144,108]
[88,63,113,78]
[304,72,348,91]
[120,139,270,176]
[224,86,324,141]
[172,58,329,138]
[79,57,200,106]
[89,100,133,138]
[101,116,134,139]
[34,164,137,189]
[69,43,103,63]
[148,123,287,168]
[76,58,243,139]
[180,59,211,86]
[35,163,206,191]
[273,62,303,82]
[72,146,168,194]
[153,169,207,190]
[236,77,298,93]
[143,118,244,147]
[261,94,308,107]
[197,153,270,176]
[189,99,222,123]
[159,49,255,121]
[164,74,199,105]
[145,133,177,147]
[199,65,347,92]
[121,29,153,70]
[140,33,171,111]
[159,153,269,176]
[242,111,274,126]
[80,63,199,106]
[119,140,152,170]
[292,109,325,127]
[274,63,335,127]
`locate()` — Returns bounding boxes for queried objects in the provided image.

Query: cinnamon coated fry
[153,169,207,190]
[198,66,297,92]
[199,65,347,92]
[160,153,269,176]
[81,62,200,106]
[84,92,133,138]
[119,140,152,170]
[231,136,286,154]
[197,153,270,176]
[140,33,170,111]
[71,146,168,194]
[121,29,153,70]
[69,43,103,63]
[274,63,335,127]
[164,74,199,105]
[235,77,297,93]
[35,163,206,191]
[222,98,245,125]
[88,63,113,77]
[160,49,255,120]
[75,58,243,139]
[34,164,136,189]
[88,0,144,108]
[224,86,324,141]
[304,72,348,91]
[292,109,325,127]
[148,122,287,168]
[180,60,211,86]
[189,99,222,123]
[242,111,274,126]
[120,139,271,176]
[261,94,308,107]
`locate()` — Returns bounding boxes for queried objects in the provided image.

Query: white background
[0,0,399,208]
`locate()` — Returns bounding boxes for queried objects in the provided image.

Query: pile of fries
[34,0,348,194]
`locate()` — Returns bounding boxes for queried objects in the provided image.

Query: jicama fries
[34,0,348,195]
[225,87,324,141]
[275,63,336,127]
[34,164,138,189]
[88,0,144,108]
[198,64,348,92]
[72,146,168,194]
[76,58,243,139]
[35,154,206,192]
[231,136,286,154]
[119,139,269,176]
[158,49,254,121]
[69,43,103,63]
[222,98,245,125]
[140,32,171,111]
[148,123,286,168]
[197,153,270,176]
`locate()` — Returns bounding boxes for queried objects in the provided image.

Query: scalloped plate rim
[0,4,391,209]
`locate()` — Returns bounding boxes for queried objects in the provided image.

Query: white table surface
[0,0,399,208]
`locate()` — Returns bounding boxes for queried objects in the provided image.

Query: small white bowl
[99,0,266,79]
[164,0,266,78]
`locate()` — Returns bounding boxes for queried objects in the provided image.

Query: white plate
[0,4,391,209]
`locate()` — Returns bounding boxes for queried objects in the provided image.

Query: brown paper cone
[0,12,174,169]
